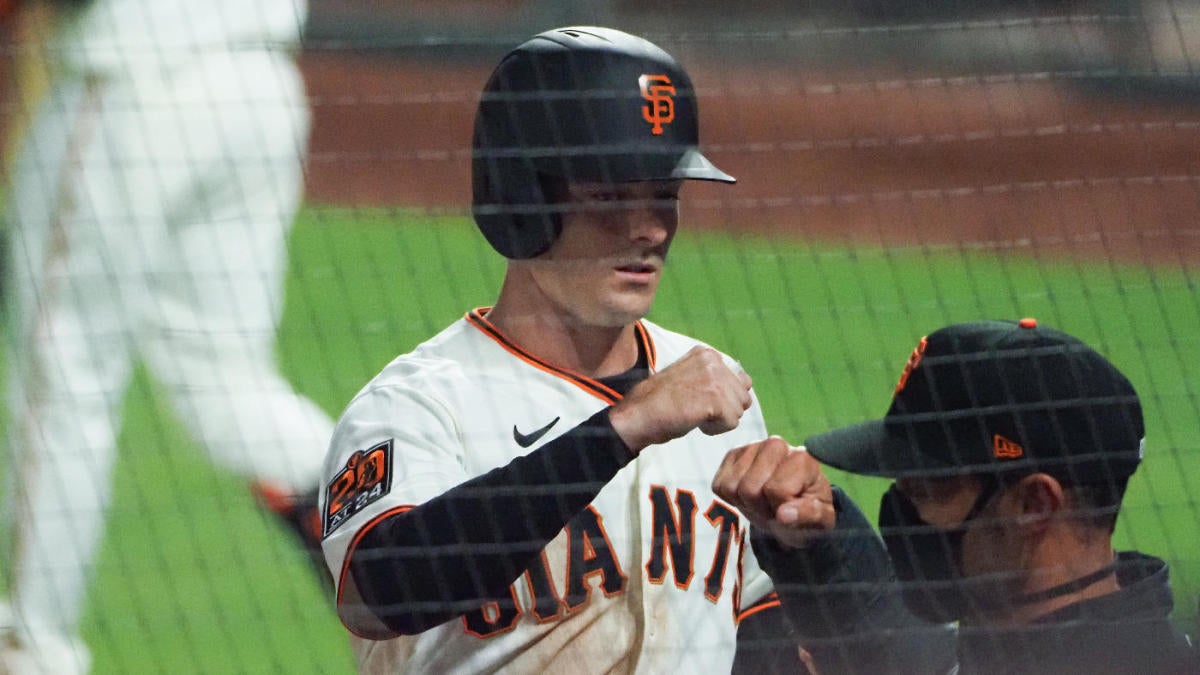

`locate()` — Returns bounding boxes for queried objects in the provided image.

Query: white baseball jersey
[321,309,777,674]
[56,0,306,75]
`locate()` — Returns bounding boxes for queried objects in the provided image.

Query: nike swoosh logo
[513,417,561,448]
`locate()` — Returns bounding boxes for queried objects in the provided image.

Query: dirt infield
[304,51,1200,264]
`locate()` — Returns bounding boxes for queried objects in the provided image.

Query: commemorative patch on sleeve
[323,439,394,536]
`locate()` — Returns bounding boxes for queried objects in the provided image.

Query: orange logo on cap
[894,336,929,396]
[640,74,676,135]
[993,434,1024,459]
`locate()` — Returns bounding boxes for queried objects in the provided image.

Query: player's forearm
[752,486,957,674]
[346,408,634,635]
[751,488,889,634]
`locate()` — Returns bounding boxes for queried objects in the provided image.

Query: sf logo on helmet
[639,74,676,135]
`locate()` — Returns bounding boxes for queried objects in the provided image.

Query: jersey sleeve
[319,381,467,597]
[319,373,638,639]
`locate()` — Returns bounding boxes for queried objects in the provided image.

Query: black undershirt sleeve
[748,486,958,674]
[347,408,634,635]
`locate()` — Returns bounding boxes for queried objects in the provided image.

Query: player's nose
[626,201,677,246]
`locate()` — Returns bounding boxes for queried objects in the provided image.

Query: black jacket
[751,495,1198,675]
[956,551,1198,675]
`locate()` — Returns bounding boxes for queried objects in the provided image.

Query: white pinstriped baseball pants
[2,48,333,643]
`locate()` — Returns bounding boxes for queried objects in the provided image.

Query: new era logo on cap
[804,319,1145,481]
[993,434,1024,459]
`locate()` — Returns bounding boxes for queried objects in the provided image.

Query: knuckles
[713,439,833,533]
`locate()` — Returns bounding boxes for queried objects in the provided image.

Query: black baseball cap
[805,319,1145,482]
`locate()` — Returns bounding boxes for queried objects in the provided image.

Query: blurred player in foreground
[0,0,334,672]
[318,26,928,674]
[723,318,1198,674]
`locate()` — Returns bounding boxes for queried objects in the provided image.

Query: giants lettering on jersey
[462,486,746,637]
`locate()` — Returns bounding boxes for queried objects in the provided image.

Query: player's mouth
[614,260,661,280]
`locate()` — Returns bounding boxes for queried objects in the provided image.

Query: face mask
[877,480,999,624]
[880,479,1125,625]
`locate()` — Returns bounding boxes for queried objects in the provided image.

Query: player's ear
[1012,473,1064,531]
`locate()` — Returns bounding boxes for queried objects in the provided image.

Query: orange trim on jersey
[461,585,524,638]
[736,591,781,624]
[563,505,631,612]
[702,500,741,604]
[524,550,566,624]
[465,307,657,404]
[644,485,698,590]
[336,504,415,633]
[633,320,658,370]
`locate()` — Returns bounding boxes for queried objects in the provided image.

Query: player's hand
[608,345,752,454]
[712,436,835,549]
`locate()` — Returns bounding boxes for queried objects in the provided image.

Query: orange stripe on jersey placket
[466,308,657,404]
[633,320,657,371]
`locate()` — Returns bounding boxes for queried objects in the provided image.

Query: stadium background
[2,0,1199,671]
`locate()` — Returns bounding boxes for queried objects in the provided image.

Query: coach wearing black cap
[803,318,1198,674]
[714,318,1198,672]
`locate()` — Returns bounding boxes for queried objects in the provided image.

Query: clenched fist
[712,436,835,549]
[608,345,752,454]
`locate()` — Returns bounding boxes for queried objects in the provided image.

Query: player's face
[895,475,1016,578]
[895,475,985,529]
[524,180,682,328]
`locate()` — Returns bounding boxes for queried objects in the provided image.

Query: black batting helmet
[471,26,735,259]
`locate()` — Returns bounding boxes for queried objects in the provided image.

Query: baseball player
[1,0,333,672]
[319,27,919,675]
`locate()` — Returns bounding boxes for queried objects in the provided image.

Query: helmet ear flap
[471,70,564,260]
[471,155,563,259]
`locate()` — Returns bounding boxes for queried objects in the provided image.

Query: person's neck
[974,539,1119,627]
[483,301,639,378]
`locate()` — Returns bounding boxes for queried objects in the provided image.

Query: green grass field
[8,208,1198,672]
